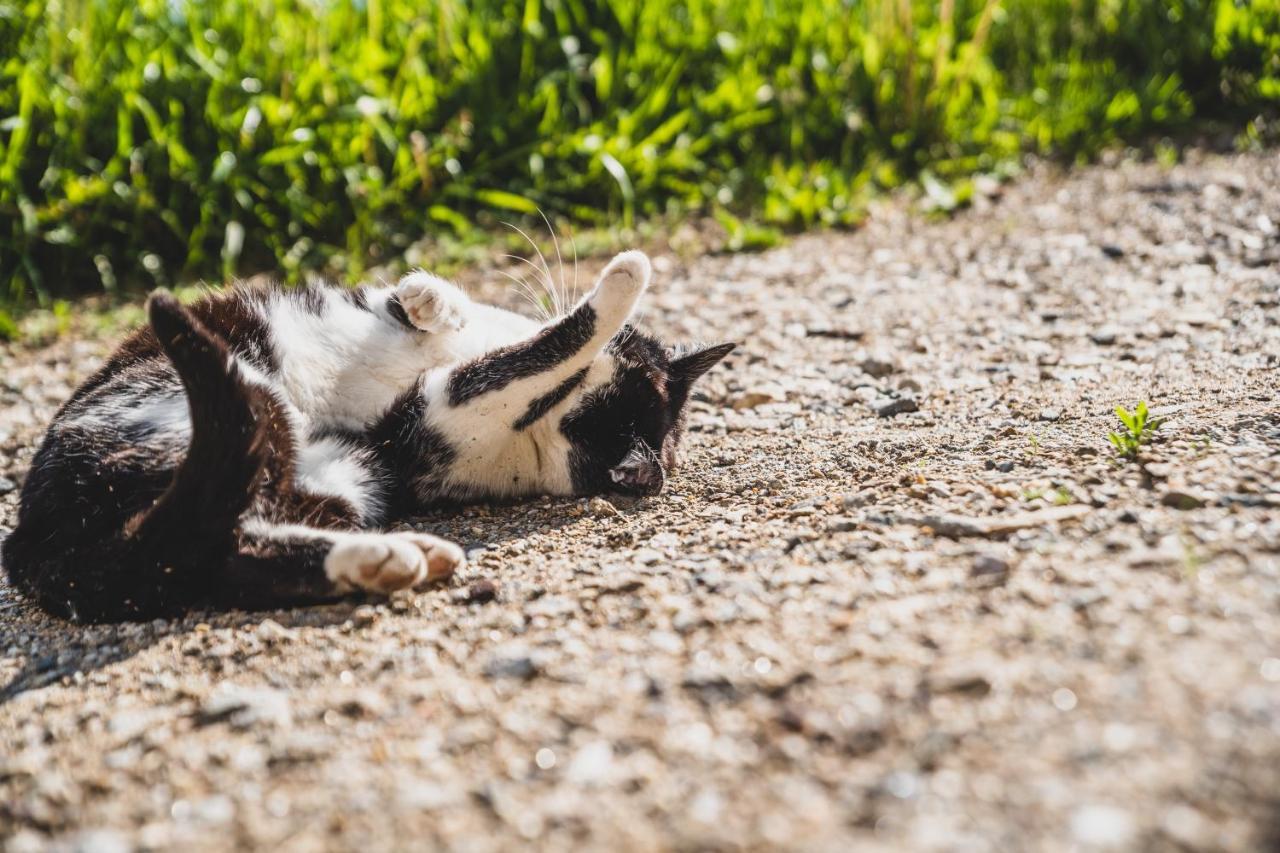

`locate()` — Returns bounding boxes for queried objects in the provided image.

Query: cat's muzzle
[608,441,665,497]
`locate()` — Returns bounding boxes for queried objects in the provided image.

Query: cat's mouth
[608,440,665,496]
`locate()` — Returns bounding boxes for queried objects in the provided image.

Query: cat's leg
[391,272,470,333]
[435,250,650,414]
[217,520,464,608]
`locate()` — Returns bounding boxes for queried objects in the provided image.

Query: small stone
[926,663,992,696]
[197,686,291,729]
[254,619,295,644]
[806,326,864,341]
[588,496,619,518]
[731,386,784,410]
[351,605,379,627]
[1160,489,1208,510]
[482,650,540,681]
[842,488,877,508]
[0,476,16,494]
[332,689,388,718]
[1089,327,1119,346]
[1100,244,1125,259]
[457,579,499,605]
[1071,804,1135,847]
[871,396,919,418]
[898,377,923,393]
[1038,409,1061,422]
[860,357,898,378]
[971,554,1009,579]
[566,740,614,785]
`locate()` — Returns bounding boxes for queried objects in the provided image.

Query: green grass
[1,0,1278,325]
[1109,402,1165,460]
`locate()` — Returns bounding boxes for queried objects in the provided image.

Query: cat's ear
[670,342,736,383]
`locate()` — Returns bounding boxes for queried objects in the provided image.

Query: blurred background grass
[1,0,1277,326]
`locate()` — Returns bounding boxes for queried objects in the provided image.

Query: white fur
[296,437,384,522]
[65,391,192,438]
[239,519,464,593]
[264,284,536,431]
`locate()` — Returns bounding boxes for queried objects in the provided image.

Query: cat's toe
[598,250,651,294]
[588,251,650,317]
[396,273,467,333]
[393,531,465,585]
[325,534,429,594]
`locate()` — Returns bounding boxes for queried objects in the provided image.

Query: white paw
[587,251,650,319]
[596,250,650,295]
[396,273,469,333]
[325,531,465,594]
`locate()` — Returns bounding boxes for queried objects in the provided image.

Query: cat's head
[560,327,735,497]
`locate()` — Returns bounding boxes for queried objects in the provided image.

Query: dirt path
[2,149,1279,852]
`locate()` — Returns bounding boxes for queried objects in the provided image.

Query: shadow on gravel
[0,592,360,707]
[0,498,590,706]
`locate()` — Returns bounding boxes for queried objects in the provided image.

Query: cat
[1,251,735,623]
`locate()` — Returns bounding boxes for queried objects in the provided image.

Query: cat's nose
[608,455,665,496]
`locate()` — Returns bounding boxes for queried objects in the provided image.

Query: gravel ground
[2,148,1279,852]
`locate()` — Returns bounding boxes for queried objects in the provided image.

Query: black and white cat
[1,251,734,622]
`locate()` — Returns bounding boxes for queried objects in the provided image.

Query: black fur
[384,292,414,329]
[514,368,589,431]
[366,386,458,513]
[447,305,597,405]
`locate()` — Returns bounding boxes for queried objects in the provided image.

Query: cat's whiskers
[499,254,559,320]
[539,208,571,319]
[502,222,563,318]
[494,268,554,322]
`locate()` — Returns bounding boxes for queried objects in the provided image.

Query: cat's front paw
[396,273,469,333]
[326,531,464,594]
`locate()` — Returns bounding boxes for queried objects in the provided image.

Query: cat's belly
[264,285,538,430]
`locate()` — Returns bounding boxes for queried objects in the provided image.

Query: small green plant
[1108,402,1165,459]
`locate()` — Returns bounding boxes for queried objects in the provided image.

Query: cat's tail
[133,293,267,546]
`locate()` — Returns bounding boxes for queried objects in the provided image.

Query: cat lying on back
[2,251,734,622]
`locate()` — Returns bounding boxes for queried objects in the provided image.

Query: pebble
[254,619,296,644]
[1160,489,1208,510]
[1071,805,1135,847]
[197,686,292,729]
[482,650,540,681]
[457,579,499,604]
[0,476,16,494]
[588,496,619,517]
[971,554,1009,579]
[871,396,919,417]
[926,663,993,696]
[860,356,898,378]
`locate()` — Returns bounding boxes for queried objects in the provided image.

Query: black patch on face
[447,305,597,406]
[514,368,588,431]
[367,384,458,512]
[561,330,673,495]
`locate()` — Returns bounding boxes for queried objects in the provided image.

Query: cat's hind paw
[395,273,469,333]
[326,531,464,594]
[586,250,650,323]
